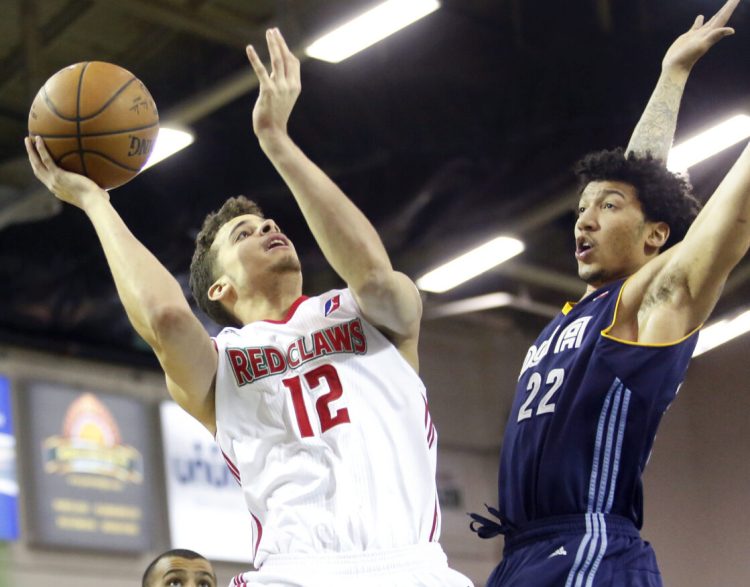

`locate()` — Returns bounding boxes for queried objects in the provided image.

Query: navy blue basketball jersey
[497,278,698,529]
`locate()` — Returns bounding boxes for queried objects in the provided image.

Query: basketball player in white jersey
[25,28,472,587]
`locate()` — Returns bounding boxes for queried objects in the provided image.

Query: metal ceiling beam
[495,262,584,297]
[20,0,43,102]
[163,43,312,126]
[0,0,94,108]
[92,0,254,49]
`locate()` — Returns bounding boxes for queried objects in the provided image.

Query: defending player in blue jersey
[472,1,746,586]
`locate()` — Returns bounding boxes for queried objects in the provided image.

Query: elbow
[143,303,195,349]
[352,268,394,298]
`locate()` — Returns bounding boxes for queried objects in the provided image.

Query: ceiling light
[305,0,441,63]
[693,308,750,357]
[426,293,514,319]
[142,127,195,171]
[667,114,750,172]
[416,236,525,293]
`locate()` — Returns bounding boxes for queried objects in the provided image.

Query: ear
[645,221,670,251]
[208,279,234,303]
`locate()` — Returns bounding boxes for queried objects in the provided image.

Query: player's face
[150,556,216,587]
[575,181,651,289]
[213,213,301,289]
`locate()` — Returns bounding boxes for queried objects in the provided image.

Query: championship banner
[24,381,153,551]
[160,401,253,562]
[0,376,19,541]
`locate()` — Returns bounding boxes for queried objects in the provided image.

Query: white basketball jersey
[213,289,441,568]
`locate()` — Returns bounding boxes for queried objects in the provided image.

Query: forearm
[626,67,690,160]
[83,197,192,346]
[259,132,393,287]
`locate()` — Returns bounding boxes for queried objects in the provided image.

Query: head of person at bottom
[189,195,303,328]
[142,548,217,587]
[573,147,701,290]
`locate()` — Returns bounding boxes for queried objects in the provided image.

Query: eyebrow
[579,189,627,204]
[228,219,252,243]
[162,569,216,581]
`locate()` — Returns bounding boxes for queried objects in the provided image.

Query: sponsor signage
[24,381,153,551]
[0,376,19,540]
[160,401,253,562]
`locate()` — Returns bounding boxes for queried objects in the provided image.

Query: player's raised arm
[627,0,738,159]
[245,29,422,362]
[25,136,218,433]
[636,140,750,344]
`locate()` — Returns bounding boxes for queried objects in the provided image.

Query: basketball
[28,61,159,190]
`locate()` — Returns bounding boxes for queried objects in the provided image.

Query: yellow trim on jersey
[600,275,702,347]
[562,301,576,315]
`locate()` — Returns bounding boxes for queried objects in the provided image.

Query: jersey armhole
[601,276,702,348]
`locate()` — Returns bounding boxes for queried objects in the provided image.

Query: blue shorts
[486,514,662,587]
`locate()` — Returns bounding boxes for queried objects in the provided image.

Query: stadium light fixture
[667,114,750,172]
[142,127,195,171]
[693,308,750,357]
[416,236,525,293]
[305,0,441,63]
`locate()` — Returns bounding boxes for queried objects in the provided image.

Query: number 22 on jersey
[283,363,351,437]
[517,368,565,422]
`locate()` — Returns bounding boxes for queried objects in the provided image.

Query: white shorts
[228,543,473,587]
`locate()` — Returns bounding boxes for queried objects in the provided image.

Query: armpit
[638,266,689,320]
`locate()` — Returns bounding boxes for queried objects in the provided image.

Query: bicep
[351,270,422,341]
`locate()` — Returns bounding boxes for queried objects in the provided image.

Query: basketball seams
[78,75,139,121]
[32,121,160,139]
[59,150,142,173]
[76,62,88,177]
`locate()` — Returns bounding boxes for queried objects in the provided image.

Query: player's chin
[578,265,605,285]
[271,255,302,274]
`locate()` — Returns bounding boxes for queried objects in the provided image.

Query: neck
[234,273,303,324]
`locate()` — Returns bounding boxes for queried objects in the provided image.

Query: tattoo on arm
[627,74,686,161]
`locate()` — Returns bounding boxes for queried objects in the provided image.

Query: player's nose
[575,208,598,231]
[259,219,280,234]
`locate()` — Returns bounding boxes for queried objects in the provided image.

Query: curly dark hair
[142,549,213,587]
[189,195,264,327]
[574,148,701,251]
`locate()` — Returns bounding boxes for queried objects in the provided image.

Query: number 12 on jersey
[283,364,351,437]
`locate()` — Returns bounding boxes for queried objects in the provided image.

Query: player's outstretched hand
[246,28,301,141]
[662,0,738,73]
[25,136,109,210]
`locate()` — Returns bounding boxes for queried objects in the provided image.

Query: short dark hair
[189,195,264,327]
[574,148,701,251]
[142,549,212,587]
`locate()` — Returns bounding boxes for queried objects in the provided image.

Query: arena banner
[0,376,19,541]
[159,401,253,562]
[23,381,153,551]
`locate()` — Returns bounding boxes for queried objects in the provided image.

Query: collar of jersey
[561,279,624,316]
[262,295,309,324]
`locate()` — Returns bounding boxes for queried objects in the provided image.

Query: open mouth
[575,237,594,260]
[264,235,289,251]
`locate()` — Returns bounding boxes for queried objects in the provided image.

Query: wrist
[257,129,293,155]
[660,63,692,82]
[80,187,111,215]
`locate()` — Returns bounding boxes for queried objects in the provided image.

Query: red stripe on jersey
[220,448,242,485]
[429,497,439,541]
[251,512,263,561]
[263,295,309,324]
[422,395,430,427]
[428,424,436,448]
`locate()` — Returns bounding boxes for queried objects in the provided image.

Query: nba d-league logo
[324,294,341,317]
